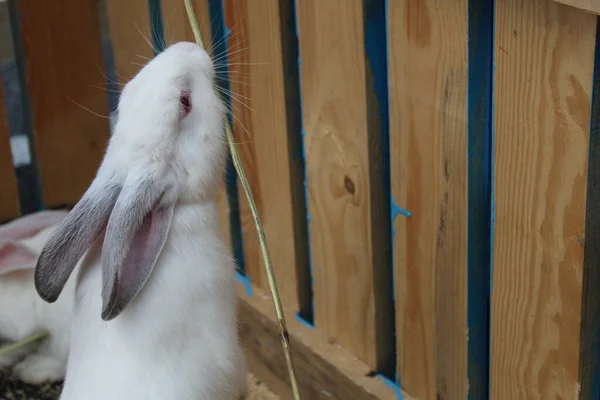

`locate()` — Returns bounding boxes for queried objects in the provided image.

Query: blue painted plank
[6,0,44,213]
[365,0,395,380]
[148,0,166,53]
[467,0,494,398]
[291,0,314,324]
[208,0,246,275]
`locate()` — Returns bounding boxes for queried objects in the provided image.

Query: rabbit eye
[179,92,192,117]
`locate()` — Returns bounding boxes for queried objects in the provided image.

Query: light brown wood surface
[0,79,20,222]
[388,1,469,398]
[159,0,233,252]
[296,0,391,368]
[553,0,600,15]
[222,0,308,312]
[490,0,595,398]
[17,0,110,208]
[237,283,415,400]
[105,0,154,84]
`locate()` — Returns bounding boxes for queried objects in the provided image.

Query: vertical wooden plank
[579,20,600,400]
[105,0,153,84]
[16,0,110,208]
[490,1,596,398]
[221,0,309,312]
[0,80,20,222]
[296,0,392,369]
[388,1,469,399]
[160,0,233,253]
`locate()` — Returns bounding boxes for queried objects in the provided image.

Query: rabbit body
[34,42,247,399]
[60,204,246,400]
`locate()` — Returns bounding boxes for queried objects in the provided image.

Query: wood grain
[0,80,20,222]
[296,0,391,368]
[490,1,595,398]
[105,0,154,84]
[222,0,309,312]
[236,283,415,400]
[17,0,110,208]
[553,0,600,15]
[388,1,469,399]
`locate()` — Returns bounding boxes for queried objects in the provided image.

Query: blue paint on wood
[147,0,165,54]
[377,374,404,400]
[208,0,246,275]
[467,0,495,398]
[291,0,315,325]
[294,312,315,329]
[236,271,253,297]
[391,199,411,239]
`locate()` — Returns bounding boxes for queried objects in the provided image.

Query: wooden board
[105,0,154,84]
[296,0,391,369]
[0,79,20,222]
[159,0,233,252]
[553,0,600,15]
[222,0,309,313]
[490,1,596,398]
[17,0,110,208]
[236,283,414,400]
[388,1,469,398]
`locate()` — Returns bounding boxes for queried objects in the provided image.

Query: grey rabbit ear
[34,183,121,303]
[100,178,175,321]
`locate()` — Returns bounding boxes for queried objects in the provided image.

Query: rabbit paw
[12,354,65,384]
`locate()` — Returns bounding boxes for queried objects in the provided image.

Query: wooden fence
[1,0,599,399]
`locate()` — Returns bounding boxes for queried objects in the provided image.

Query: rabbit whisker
[228,107,252,138]
[134,22,160,54]
[66,97,111,119]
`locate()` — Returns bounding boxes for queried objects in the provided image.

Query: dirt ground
[0,368,278,399]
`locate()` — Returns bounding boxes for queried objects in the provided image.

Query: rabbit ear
[0,241,37,276]
[100,178,175,321]
[34,181,122,303]
[0,210,68,241]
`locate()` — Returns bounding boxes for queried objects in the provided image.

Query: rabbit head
[34,41,227,321]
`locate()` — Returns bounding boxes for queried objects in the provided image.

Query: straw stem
[0,330,49,356]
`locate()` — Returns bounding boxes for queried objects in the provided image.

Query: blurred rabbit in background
[0,210,75,384]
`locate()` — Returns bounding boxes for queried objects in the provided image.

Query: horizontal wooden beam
[236,284,413,400]
[553,0,600,15]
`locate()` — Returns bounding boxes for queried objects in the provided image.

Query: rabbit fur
[34,42,247,400]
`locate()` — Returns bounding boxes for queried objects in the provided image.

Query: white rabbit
[0,209,76,383]
[34,41,247,400]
